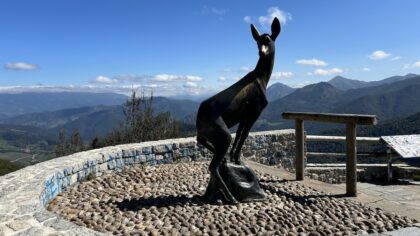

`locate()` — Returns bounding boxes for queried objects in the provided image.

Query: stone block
[69,174,78,186]
[142,146,152,154]
[77,170,86,182]
[61,175,71,190]
[98,162,108,172]
[146,154,155,162]
[173,149,182,159]
[6,220,30,231]
[139,154,147,163]
[153,144,172,154]
[16,226,46,236]
[179,141,196,148]
[164,153,173,163]
[43,217,76,231]
[123,156,134,166]
[114,157,124,169]
[63,168,71,176]
[107,159,115,170]
[34,210,57,223]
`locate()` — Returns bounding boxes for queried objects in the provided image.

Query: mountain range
[1,73,419,141]
[1,96,199,140]
[260,74,420,129]
[0,92,128,119]
[322,111,420,137]
[266,83,295,101]
[326,73,419,91]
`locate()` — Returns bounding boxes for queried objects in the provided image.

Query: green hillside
[0,159,21,176]
[0,124,56,167]
[0,92,127,119]
[322,112,420,137]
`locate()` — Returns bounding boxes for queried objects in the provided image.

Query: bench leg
[387,146,393,182]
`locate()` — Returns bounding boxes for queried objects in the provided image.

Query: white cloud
[286,81,311,88]
[368,50,391,60]
[313,68,343,76]
[390,56,402,61]
[220,66,252,73]
[220,68,232,73]
[201,6,227,19]
[92,73,204,84]
[184,82,198,88]
[244,7,292,27]
[0,82,216,98]
[83,73,208,96]
[362,67,371,72]
[296,59,327,67]
[239,66,251,72]
[4,62,38,70]
[258,7,292,27]
[272,71,294,79]
[217,76,241,82]
[93,75,118,84]
[402,61,420,69]
[153,74,203,82]
[243,16,252,23]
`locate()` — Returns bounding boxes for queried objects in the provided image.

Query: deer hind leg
[198,116,237,204]
[197,135,215,153]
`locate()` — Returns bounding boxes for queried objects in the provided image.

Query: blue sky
[1,0,420,96]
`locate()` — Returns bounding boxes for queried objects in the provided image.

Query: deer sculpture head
[250,17,281,57]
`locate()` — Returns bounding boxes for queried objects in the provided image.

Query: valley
[1,73,419,174]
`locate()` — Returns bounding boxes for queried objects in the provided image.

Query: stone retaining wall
[0,129,295,236]
[306,164,420,184]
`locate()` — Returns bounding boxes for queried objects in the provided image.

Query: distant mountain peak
[288,81,343,98]
[328,76,368,91]
[329,75,349,81]
[266,82,295,101]
[405,73,419,78]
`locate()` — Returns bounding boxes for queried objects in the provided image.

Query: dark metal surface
[196,17,281,203]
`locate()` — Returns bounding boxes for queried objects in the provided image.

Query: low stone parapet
[305,163,420,184]
[0,129,295,235]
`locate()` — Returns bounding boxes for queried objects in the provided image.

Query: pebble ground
[48,162,416,235]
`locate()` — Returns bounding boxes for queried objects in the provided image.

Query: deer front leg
[232,106,262,164]
[230,122,244,162]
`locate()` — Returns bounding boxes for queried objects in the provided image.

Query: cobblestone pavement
[248,162,420,236]
[48,162,416,235]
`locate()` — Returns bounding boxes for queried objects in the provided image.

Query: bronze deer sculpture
[196,17,281,203]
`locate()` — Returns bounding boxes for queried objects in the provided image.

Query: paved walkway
[247,161,420,236]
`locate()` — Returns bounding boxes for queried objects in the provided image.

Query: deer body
[196,18,281,203]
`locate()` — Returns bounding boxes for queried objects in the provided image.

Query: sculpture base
[204,162,266,203]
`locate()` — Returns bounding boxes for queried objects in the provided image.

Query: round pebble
[47,162,414,235]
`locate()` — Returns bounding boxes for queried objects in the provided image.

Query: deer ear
[251,24,260,41]
[271,17,281,41]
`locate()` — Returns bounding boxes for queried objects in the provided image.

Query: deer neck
[254,52,275,89]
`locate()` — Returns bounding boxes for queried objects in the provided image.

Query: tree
[55,128,68,157]
[96,90,180,147]
[90,136,99,149]
[55,128,85,157]
[69,130,84,153]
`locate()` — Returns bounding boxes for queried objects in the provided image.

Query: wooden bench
[282,112,377,197]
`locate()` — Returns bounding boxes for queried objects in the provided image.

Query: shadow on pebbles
[47,162,416,235]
